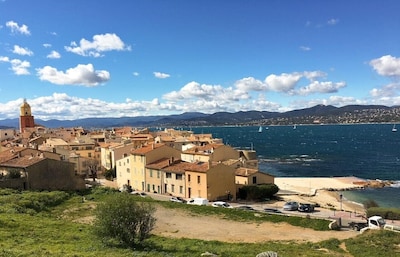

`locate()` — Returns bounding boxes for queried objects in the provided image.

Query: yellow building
[235,167,275,187]
[166,161,236,201]
[181,143,240,163]
[116,143,181,191]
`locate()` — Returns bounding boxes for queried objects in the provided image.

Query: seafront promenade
[274,176,376,213]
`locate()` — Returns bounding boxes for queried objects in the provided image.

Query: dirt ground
[98,179,359,243]
[153,206,358,243]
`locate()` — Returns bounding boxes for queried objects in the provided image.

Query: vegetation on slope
[0,188,399,257]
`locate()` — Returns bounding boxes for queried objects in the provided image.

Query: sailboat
[392,124,397,132]
[293,124,297,130]
[258,126,263,133]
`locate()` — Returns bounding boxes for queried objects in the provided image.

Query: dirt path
[153,206,358,243]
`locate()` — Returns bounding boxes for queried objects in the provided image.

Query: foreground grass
[0,188,399,257]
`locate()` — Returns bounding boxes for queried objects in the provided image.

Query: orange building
[19,99,35,133]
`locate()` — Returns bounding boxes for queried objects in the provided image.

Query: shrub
[238,184,279,201]
[363,199,379,209]
[103,167,116,180]
[366,207,400,220]
[93,193,156,247]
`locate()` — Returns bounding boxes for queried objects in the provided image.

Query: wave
[259,155,322,164]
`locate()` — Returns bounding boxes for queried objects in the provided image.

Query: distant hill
[0,105,399,129]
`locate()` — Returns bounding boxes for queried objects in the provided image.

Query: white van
[187,197,209,206]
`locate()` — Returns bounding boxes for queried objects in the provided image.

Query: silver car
[282,201,299,211]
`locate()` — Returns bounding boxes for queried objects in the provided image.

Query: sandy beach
[274,176,367,214]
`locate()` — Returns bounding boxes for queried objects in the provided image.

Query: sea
[189,124,400,208]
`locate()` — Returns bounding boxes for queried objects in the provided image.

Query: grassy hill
[0,187,399,257]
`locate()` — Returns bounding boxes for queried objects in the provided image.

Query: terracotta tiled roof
[131,143,165,155]
[235,167,258,177]
[0,155,45,168]
[163,161,210,173]
[146,158,173,170]
[0,147,25,163]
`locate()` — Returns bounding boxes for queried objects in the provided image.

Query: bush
[238,184,279,201]
[103,167,116,180]
[366,207,400,220]
[93,193,156,247]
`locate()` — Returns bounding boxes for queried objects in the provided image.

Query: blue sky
[1,0,399,120]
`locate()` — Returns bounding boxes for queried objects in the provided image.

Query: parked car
[211,201,232,208]
[298,203,314,212]
[235,205,255,211]
[131,191,147,198]
[264,208,282,214]
[170,196,186,203]
[282,201,299,211]
[187,197,209,206]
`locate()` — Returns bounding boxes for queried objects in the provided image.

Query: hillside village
[0,100,274,201]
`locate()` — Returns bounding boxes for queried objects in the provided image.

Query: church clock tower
[19,99,35,133]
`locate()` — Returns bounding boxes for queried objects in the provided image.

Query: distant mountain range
[1,104,399,129]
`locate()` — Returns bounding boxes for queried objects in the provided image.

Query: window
[176,174,183,180]
[119,161,121,166]
[127,168,130,173]
[150,170,153,177]
[252,176,257,184]
[188,174,191,182]
[157,171,160,178]
[127,158,129,163]
[197,176,201,184]
[88,153,92,158]
[171,184,175,193]
[179,186,183,194]
[166,172,172,178]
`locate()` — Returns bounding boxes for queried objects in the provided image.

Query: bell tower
[19,99,35,132]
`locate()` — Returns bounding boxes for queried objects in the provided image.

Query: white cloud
[300,46,311,51]
[6,20,31,35]
[132,72,140,76]
[36,63,110,86]
[47,50,61,59]
[369,55,400,77]
[297,81,346,95]
[12,45,33,56]
[293,96,366,109]
[0,56,30,75]
[327,18,339,25]
[265,73,302,93]
[43,43,52,48]
[303,71,326,81]
[65,33,131,57]
[234,77,266,91]
[153,71,170,79]
[370,83,400,97]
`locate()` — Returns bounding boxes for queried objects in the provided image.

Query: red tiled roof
[146,158,172,169]
[131,143,165,155]
[163,161,210,173]
[0,155,45,168]
[235,167,258,177]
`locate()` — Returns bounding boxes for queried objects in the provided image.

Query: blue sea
[190,124,400,208]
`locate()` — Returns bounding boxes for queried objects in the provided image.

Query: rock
[200,252,218,256]
[256,251,278,257]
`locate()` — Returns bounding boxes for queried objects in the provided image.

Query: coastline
[274,176,369,213]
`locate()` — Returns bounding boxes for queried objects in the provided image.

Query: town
[0,99,274,201]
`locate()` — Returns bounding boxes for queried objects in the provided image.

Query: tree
[238,184,279,201]
[93,193,156,247]
[82,159,99,181]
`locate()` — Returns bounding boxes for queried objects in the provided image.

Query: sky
[0,0,400,120]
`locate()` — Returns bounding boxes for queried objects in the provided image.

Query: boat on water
[258,126,263,133]
[392,124,397,132]
[293,124,297,130]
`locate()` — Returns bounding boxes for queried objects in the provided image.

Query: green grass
[0,188,399,257]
